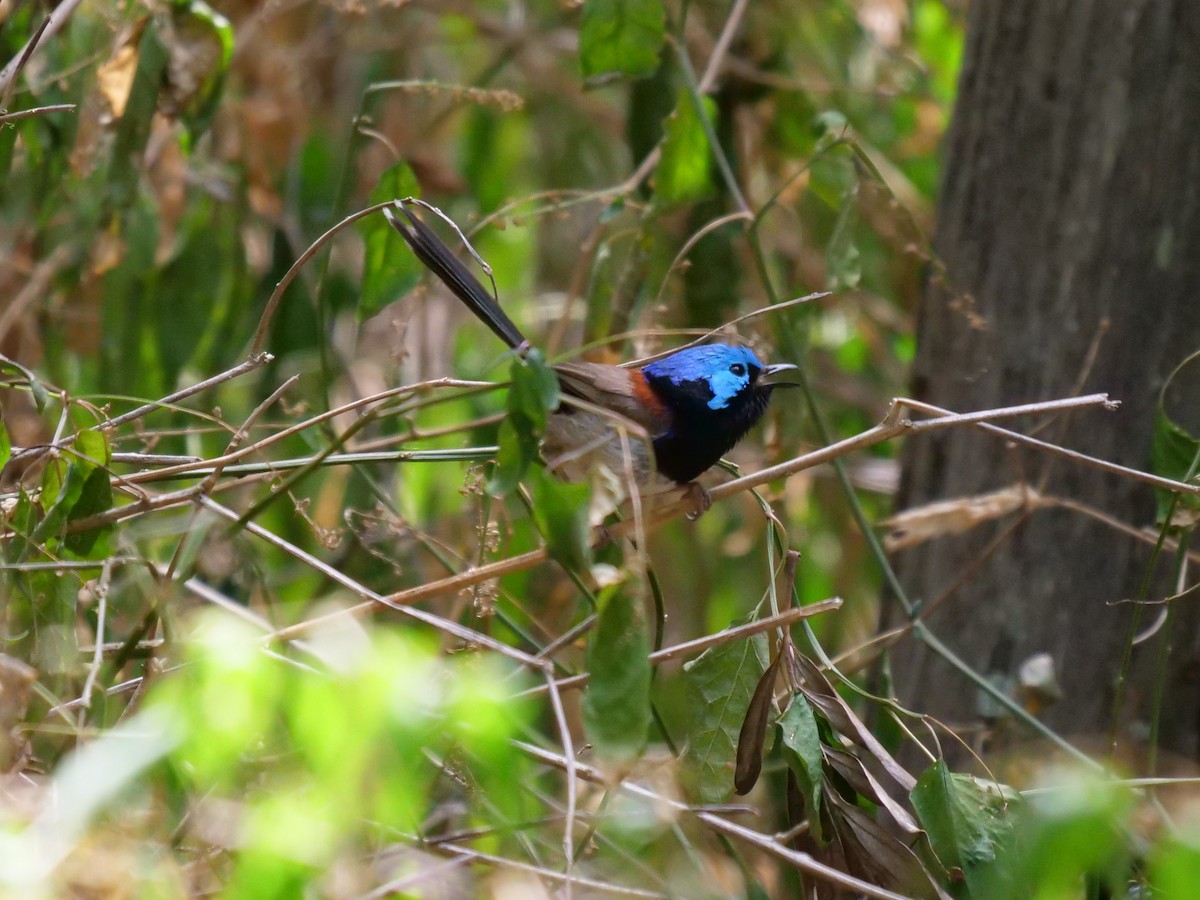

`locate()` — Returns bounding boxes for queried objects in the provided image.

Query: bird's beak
[759,363,802,387]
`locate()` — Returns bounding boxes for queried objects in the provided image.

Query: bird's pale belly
[542,409,669,491]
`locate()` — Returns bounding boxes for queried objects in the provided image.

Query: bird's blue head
[642,344,778,410]
[640,343,798,483]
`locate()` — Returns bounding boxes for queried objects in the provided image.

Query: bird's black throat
[646,382,776,484]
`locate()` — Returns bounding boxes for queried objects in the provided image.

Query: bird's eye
[729,363,746,377]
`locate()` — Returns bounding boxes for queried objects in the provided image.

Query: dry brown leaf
[97,42,140,119]
[825,786,951,899]
[734,652,781,795]
[883,485,1045,551]
[822,746,922,836]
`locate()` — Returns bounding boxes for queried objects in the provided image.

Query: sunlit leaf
[656,91,716,206]
[579,0,665,83]
[583,584,651,768]
[991,772,1133,897]
[913,0,965,104]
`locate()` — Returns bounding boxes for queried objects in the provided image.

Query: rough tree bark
[886,2,1200,758]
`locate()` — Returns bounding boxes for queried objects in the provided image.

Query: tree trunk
[887,1,1200,760]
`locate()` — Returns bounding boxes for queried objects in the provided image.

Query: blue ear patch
[705,365,751,409]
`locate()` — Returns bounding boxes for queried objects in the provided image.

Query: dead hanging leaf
[883,485,1046,551]
[734,652,781,795]
[97,24,147,119]
[825,785,952,899]
[793,653,916,793]
[823,746,922,837]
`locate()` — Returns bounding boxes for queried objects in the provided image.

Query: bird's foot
[683,482,712,520]
[594,523,616,548]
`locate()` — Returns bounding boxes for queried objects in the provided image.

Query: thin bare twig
[434,844,665,897]
[118,377,492,485]
[250,202,396,355]
[196,497,542,668]
[0,0,87,101]
[0,103,75,124]
[900,397,1200,497]
[543,673,577,887]
[79,560,115,714]
[515,741,910,900]
[519,600,843,697]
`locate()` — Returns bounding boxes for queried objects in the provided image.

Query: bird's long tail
[384,202,527,350]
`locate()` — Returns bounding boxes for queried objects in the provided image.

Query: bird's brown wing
[551,362,666,435]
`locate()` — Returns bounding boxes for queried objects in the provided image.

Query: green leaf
[1152,834,1200,900]
[0,420,10,472]
[29,430,113,556]
[63,430,115,560]
[656,91,716,206]
[99,196,162,394]
[488,416,537,497]
[171,0,236,146]
[583,584,651,767]
[779,694,825,842]
[997,772,1132,896]
[528,467,592,571]
[825,180,862,290]
[579,0,665,83]
[582,243,618,347]
[359,163,422,319]
[32,462,80,545]
[1151,410,1200,524]
[1151,351,1200,524]
[488,350,560,496]
[507,348,560,430]
[911,760,1017,891]
[682,628,769,803]
[0,354,49,412]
